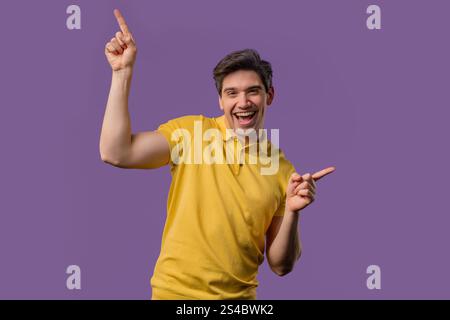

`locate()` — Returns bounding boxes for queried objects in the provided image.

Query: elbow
[296,248,302,261]
[99,138,130,167]
[99,149,123,167]
[99,138,124,167]
[101,155,121,167]
[269,251,302,277]
[272,265,293,277]
[269,260,296,277]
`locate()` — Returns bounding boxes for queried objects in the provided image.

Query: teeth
[235,111,256,117]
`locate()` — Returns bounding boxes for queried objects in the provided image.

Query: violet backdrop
[0,0,449,299]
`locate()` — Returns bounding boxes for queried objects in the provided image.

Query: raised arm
[99,9,170,169]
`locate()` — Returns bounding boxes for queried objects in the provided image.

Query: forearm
[99,67,134,163]
[266,209,302,275]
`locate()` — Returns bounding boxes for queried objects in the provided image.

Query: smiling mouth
[233,111,257,126]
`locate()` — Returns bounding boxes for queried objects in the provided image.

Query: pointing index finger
[312,166,336,182]
[114,9,130,35]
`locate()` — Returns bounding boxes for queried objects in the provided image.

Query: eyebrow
[223,85,263,93]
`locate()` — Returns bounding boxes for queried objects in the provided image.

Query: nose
[237,92,252,109]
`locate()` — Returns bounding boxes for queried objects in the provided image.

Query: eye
[248,89,259,95]
[227,91,237,97]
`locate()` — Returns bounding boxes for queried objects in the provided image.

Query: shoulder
[157,114,222,133]
[158,114,204,126]
[157,114,207,132]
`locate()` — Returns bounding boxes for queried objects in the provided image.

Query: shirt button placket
[234,137,241,175]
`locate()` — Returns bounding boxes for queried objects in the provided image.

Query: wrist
[285,207,301,218]
[112,67,134,78]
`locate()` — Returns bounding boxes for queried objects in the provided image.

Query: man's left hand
[286,166,336,213]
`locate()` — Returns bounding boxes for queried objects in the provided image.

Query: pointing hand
[104,9,137,71]
[286,166,336,212]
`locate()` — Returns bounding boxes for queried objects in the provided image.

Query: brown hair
[213,49,273,96]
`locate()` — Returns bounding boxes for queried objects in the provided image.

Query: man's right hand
[105,9,137,72]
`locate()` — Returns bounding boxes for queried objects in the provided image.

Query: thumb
[287,172,302,195]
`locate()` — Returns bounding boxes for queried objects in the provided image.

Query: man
[100,9,335,299]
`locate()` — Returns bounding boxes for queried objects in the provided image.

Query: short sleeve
[156,115,203,166]
[157,118,180,151]
[273,151,296,217]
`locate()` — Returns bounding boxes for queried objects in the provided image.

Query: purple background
[1,0,449,299]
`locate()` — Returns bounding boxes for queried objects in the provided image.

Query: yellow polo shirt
[151,114,296,299]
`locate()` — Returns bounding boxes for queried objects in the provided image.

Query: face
[219,70,274,132]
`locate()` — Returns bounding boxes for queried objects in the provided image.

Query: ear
[218,95,224,111]
[266,86,275,106]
